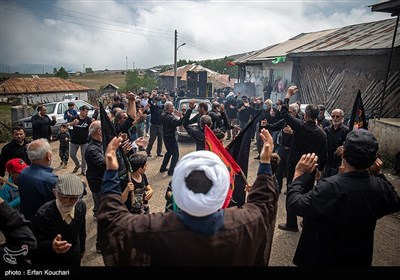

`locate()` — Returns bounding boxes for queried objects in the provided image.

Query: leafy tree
[85,67,93,73]
[54,67,69,79]
[141,73,158,91]
[124,70,159,92]
[125,70,142,92]
[53,68,57,74]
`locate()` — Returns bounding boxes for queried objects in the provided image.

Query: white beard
[56,199,76,214]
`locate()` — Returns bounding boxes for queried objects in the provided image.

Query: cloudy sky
[0,0,391,73]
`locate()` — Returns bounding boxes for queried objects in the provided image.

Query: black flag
[349,90,368,131]
[226,110,262,207]
[99,102,130,177]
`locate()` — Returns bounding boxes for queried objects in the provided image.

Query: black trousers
[160,135,179,175]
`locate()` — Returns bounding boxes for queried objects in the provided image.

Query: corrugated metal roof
[160,64,234,88]
[237,29,338,63]
[291,18,399,54]
[235,18,399,63]
[0,77,94,95]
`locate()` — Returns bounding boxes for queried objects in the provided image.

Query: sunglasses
[331,115,342,118]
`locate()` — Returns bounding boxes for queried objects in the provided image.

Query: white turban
[171,151,230,217]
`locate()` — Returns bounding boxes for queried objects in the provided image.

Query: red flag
[205,125,241,208]
[226,61,236,66]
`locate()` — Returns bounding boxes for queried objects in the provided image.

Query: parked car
[176,98,212,142]
[300,104,332,121]
[15,100,95,138]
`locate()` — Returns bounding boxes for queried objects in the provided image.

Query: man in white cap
[31,174,86,266]
[97,129,278,266]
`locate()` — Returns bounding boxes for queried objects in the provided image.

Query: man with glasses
[323,109,349,178]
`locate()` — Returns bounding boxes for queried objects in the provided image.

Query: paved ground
[3,138,399,266]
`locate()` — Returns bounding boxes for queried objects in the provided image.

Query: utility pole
[126,56,128,70]
[173,30,186,91]
[174,30,178,91]
[83,64,85,73]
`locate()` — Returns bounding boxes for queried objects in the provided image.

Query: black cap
[343,129,378,169]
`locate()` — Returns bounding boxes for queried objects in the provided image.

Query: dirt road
[39,139,400,266]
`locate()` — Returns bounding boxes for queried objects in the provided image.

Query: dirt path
[3,139,398,266]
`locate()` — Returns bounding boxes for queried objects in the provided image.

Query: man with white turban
[97,129,278,266]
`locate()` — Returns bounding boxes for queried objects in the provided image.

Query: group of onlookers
[1,85,399,267]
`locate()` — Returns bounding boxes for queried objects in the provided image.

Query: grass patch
[0,104,12,142]
[70,73,126,92]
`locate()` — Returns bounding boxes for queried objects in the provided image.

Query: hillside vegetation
[70,73,126,92]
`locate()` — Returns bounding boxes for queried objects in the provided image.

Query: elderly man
[31,174,86,266]
[18,139,57,220]
[323,108,349,177]
[85,121,104,219]
[0,126,31,177]
[160,101,182,176]
[97,129,277,266]
[287,129,400,266]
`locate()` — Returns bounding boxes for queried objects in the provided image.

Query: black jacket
[31,200,86,266]
[0,139,31,177]
[281,98,327,171]
[287,171,400,266]
[85,139,105,193]
[31,114,56,140]
[161,112,182,137]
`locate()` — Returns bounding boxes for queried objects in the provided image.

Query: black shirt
[0,140,31,176]
[31,114,56,140]
[55,131,70,148]
[281,98,327,170]
[70,116,91,144]
[161,112,182,137]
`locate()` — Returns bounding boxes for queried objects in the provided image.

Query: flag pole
[0,176,18,189]
[239,169,249,187]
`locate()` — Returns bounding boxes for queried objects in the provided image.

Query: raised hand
[260,128,274,163]
[286,85,299,97]
[368,158,383,176]
[105,136,123,170]
[294,153,318,180]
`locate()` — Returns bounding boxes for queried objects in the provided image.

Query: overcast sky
[0,0,391,73]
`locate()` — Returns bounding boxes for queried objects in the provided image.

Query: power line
[21,3,172,36]
[2,6,173,39]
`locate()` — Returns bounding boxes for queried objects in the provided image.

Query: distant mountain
[0,63,76,75]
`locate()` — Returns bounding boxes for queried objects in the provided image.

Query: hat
[55,174,84,196]
[242,95,248,99]
[171,151,230,217]
[6,158,28,173]
[343,129,378,169]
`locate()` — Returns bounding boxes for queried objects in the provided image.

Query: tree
[125,70,141,92]
[54,67,69,79]
[85,67,93,73]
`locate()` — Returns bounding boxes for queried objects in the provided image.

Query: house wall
[296,53,400,118]
[2,91,89,105]
[241,61,294,102]
[369,118,400,157]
